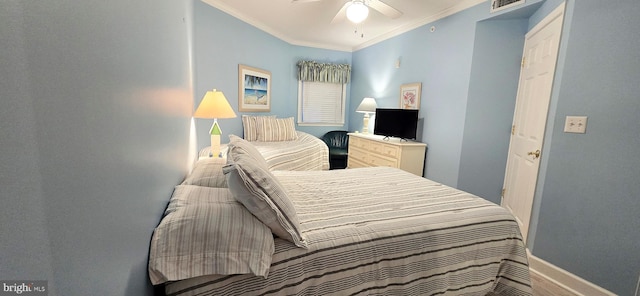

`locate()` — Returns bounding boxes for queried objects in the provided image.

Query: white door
[502,3,565,243]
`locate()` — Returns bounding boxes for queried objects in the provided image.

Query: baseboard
[527,250,616,296]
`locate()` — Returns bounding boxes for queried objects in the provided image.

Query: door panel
[502,3,565,243]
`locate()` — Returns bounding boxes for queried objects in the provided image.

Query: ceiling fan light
[346,2,369,24]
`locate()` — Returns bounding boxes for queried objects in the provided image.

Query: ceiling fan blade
[330,2,349,24]
[367,0,402,19]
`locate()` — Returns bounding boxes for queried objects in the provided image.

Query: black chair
[321,130,349,170]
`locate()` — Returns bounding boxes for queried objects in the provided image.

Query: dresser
[347,133,427,176]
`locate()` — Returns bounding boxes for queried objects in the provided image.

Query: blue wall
[0,0,194,295]
[350,3,539,191]
[193,1,352,149]
[351,6,485,186]
[456,19,528,204]
[0,0,55,286]
[530,0,640,294]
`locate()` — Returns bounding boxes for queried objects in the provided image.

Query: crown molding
[352,0,485,51]
[202,0,486,52]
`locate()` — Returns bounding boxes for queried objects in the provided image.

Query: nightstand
[198,144,228,161]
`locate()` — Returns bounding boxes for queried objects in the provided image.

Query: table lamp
[356,97,377,134]
[194,89,237,157]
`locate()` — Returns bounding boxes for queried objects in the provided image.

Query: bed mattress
[163,167,532,296]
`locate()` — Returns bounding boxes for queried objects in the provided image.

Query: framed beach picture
[399,82,422,110]
[238,64,271,112]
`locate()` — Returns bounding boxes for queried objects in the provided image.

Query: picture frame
[238,64,271,112]
[399,82,422,110]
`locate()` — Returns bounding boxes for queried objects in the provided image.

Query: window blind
[298,81,345,125]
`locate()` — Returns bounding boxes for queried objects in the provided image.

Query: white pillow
[255,116,298,142]
[223,154,307,248]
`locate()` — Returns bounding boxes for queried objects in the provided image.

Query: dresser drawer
[349,146,397,168]
[350,136,365,149]
[380,143,399,158]
[363,140,397,157]
[367,141,384,154]
[347,157,368,169]
[367,154,397,168]
[348,146,368,162]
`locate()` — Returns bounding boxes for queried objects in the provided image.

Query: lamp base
[362,113,370,134]
[210,119,222,158]
[210,134,221,157]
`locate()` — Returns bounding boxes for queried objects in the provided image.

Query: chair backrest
[321,130,349,148]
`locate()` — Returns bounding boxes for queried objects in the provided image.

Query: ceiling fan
[292,0,403,24]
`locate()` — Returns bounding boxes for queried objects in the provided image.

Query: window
[295,60,350,126]
[297,81,346,126]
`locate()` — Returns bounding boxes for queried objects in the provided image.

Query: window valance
[297,61,351,84]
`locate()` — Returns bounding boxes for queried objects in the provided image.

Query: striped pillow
[148,185,274,283]
[228,135,270,171]
[242,115,276,142]
[256,116,298,142]
[182,157,227,188]
[223,155,307,248]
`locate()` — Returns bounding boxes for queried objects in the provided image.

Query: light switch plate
[564,116,588,133]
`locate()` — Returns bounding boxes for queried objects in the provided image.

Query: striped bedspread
[165,167,532,296]
[251,131,329,171]
[200,131,329,171]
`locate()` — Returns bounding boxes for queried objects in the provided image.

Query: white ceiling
[202,0,487,52]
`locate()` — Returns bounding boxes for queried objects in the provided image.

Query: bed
[199,116,329,171]
[149,137,532,296]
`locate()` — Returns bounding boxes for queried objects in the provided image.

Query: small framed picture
[399,82,422,110]
[238,64,271,112]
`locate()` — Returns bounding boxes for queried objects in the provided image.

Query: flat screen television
[373,108,419,140]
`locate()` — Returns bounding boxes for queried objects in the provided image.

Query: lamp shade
[194,89,237,119]
[346,1,369,24]
[356,97,377,113]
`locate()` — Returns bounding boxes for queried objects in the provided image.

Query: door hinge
[501,188,506,197]
[521,57,526,68]
[511,125,516,135]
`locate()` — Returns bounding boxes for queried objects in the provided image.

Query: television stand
[346,133,427,176]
